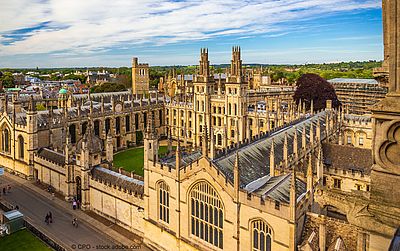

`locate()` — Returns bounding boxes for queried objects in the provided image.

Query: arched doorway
[75,176,82,202]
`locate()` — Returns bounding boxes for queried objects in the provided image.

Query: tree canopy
[293,73,340,111]
[91,82,126,93]
[0,72,15,88]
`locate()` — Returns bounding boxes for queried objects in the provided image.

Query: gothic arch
[0,124,11,153]
[17,135,24,159]
[250,218,273,251]
[156,180,170,224]
[188,180,224,249]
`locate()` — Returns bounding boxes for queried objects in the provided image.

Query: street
[0,175,146,251]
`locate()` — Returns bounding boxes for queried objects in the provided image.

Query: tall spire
[293,127,298,159]
[283,132,288,167]
[270,139,275,177]
[199,48,210,78]
[230,46,242,79]
[317,145,324,182]
[234,151,240,201]
[307,155,313,193]
[202,124,208,157]
[290,169,297,221]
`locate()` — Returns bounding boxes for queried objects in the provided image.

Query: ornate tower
[230,46,242,79]
[26,96,38,179]
[193,48,213,148]
[132,57,150,95]
[225,46,247,144]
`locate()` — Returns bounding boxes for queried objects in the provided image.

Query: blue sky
[0,0,382,68]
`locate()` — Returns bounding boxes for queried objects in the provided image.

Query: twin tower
[131,46,243,94]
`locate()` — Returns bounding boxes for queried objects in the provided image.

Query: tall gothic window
[18,135,24,159]
[94,120,100,136]
[69,124,76,143]
[2,128,10,153]
[105,118,111,135]
[158,181,169,224]
[115,117,121,134]
[190,181,223,249]
[252,220,272,251]
[126,115,130,132]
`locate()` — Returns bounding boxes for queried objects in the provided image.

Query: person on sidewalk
[77,199,80,209]
[45,213,49,225]
[2,187,5,195]
[72,200,77,210]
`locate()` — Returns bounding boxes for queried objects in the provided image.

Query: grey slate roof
[91,166,144,195]
[159,150,202,168]
[213,111,328,187]
[245,173,306,203]
[328,78,378,85]
[37,148,65,165]
[322,143,372,174]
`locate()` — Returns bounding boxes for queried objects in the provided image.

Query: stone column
[319,217,326,251]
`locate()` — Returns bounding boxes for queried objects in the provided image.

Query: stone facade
[132,57,150,95]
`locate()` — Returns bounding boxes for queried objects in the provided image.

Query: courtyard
[113,146,171,176]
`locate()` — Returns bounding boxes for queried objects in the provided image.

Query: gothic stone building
[1,13,400,249]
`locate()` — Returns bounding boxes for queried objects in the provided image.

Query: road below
[0,175,144,251]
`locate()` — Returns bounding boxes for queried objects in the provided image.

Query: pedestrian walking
[45,213,49,225]
[72,217,78,228]
[72,200,77,210]
[2,187,6,195]
[48,211,53,223]
[77,199,80,209]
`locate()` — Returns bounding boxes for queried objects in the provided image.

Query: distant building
[131,57,149,95]
[328,78,388,115]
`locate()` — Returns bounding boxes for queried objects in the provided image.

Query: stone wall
[89,177,145,237]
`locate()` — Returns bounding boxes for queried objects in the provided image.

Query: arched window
[18,135,24,159]
[135,113,139,130]
[105,118,111,135]
[251,220,272,251]
[158,181,169,223]
[82,122,88,135]
[125,115,130,132]
[2,128,10,153]
[217,134,222,146]
[115,117,120,134]
[69,124,76,143]
[94,120,100,136]
[190,181,223,249]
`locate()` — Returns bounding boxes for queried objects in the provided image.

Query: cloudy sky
[0,0,383,68]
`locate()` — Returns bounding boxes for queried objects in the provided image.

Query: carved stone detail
[375,120,400,173]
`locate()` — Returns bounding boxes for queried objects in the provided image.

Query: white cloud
[0,0,380,57]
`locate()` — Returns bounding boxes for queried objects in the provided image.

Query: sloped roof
[328,78,378,85]
[245,173,306,203]
[37,148,65,165]
[322,143,372,174]
[159,150,202,168]
[213,111,328,187]
[91,166,144,195]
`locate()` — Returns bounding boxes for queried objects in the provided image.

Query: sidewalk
[3,172,148,250]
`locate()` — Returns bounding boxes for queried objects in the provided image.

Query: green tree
[0,72,15,88]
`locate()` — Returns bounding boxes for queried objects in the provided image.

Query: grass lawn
[113,146,171,176]
[0,229,52,251]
